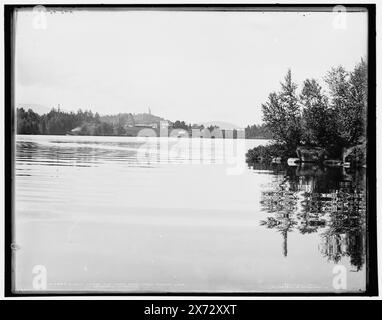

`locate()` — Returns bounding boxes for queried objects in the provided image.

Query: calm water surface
[14,135,366,292]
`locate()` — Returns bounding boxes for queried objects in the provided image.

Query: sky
[14,8,368,127]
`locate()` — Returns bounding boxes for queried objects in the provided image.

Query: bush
[246,143,295,163]
[345,145,366,167]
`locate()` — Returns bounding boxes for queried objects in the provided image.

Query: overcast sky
[15,9,367,126]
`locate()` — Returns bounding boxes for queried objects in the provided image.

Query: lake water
[14,135,367,293]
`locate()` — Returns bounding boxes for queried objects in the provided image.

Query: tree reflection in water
[252,163,366,271]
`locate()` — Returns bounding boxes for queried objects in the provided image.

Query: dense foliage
[16,109,218,137]
[17,108,104,135]
[17,108,169,136]
[245,123,272,139]
[246,143,293,162]
[247,59,367,163]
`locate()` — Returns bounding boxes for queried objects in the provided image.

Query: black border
[4,3,14,297]
[4,3,378,297]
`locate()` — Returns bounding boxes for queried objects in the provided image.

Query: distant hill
[100,112,165,126]
[198,121,243,130]
[16,106,245,132]
[17,104,77,115]
[17,104,52,115]
[133,113,165,125]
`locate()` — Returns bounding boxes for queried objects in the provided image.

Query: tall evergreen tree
[262,69,302,151]
[300,79,334,148]
[348,59,367,144]
[324,66,351,146]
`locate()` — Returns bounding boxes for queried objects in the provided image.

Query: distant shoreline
[16,107,272,140]
[16,133,271,140]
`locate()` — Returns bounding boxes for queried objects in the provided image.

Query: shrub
[345,146,366,167]
[246,143,295,163]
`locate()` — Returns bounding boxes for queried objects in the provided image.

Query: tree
[249,59,368,163]
[99,122,114,135]
[245,123,272,139]
[348,59,367,144]
[17,108,41,134]
[324,66,351,147]
[94,112,101,123]
[173,120,189,131]
[325,61,367,148]
[300,79,335,148]
[262,69,302,152]
[207,125,219,131]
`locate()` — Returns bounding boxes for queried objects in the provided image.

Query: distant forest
[244,124,272,139]
[17,108,113,136]
[16,107,272,139]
